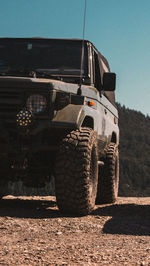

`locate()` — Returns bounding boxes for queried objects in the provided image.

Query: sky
[0,0,150,116]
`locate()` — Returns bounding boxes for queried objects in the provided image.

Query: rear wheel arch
[111,132,117,144]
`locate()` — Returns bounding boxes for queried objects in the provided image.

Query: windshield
[0,38,88,77]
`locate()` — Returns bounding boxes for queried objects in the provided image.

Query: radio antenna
[78,0,87,95]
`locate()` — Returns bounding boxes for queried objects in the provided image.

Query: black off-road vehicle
[0,38,119,215]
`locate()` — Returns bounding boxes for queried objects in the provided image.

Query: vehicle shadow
[0,197,61,219]
[92,202,150,236]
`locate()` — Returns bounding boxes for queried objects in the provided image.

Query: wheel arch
[81,116,94,129]
[111,132,117,144]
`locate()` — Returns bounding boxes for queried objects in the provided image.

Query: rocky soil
[0,196,149,265]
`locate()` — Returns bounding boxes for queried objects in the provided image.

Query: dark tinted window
[0,39,88,76]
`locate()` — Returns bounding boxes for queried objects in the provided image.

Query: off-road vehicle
[0,38,119,215]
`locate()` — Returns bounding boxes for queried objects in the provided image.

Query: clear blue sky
[1,0,150,115]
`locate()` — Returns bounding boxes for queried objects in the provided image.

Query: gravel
[0,196,149,265]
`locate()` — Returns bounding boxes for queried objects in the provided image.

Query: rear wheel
[96,142,119,204]
[55,127,98,215]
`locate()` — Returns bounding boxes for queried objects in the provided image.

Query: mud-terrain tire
[55,127,98,215]
[96,142,119,204]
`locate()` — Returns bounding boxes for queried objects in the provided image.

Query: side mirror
[103,72,116,91]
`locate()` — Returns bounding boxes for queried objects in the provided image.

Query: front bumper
[0,117,76,159]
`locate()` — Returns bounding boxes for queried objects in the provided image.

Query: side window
[94,51,101,90]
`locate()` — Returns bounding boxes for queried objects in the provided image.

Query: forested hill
[117,103,150,196]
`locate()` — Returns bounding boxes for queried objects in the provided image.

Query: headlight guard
[26,94,47,113]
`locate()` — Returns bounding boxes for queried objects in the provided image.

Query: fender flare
[52,104,96,129]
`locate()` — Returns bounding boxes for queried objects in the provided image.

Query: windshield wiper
[0,67,32,77]
[0,72,6,76]
[34,69,63,80]
[0,67,10,76]
[0,67,62,80]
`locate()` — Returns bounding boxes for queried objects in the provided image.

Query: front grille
[0,89,23,120]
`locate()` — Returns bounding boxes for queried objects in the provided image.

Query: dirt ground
[0,196,149,266]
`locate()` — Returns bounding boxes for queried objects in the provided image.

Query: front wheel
[55,127,98,215]
[96,142,119,204]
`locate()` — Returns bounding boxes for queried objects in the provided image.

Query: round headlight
[26,94,47,113]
